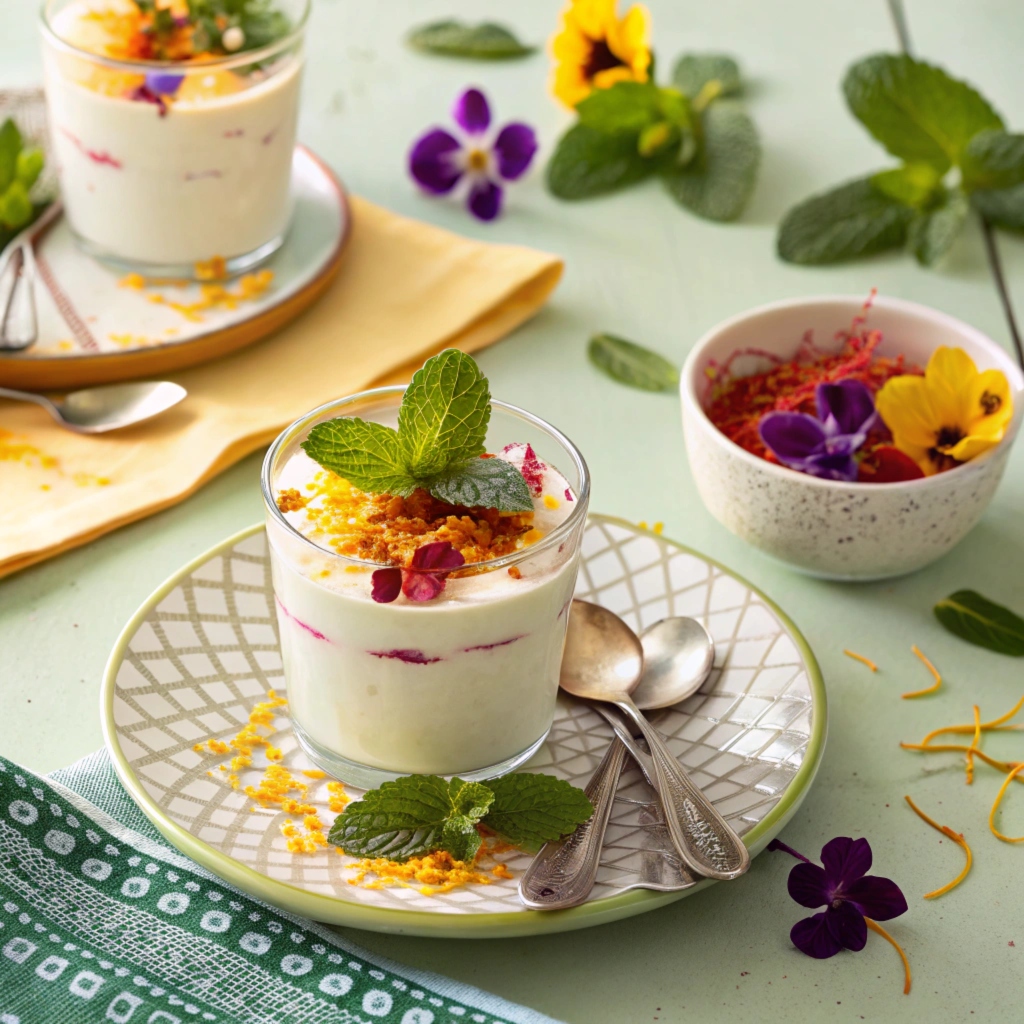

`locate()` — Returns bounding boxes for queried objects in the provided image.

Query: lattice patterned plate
[102,516,826,938]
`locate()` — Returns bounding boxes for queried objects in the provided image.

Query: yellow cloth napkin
[0,197,563,579]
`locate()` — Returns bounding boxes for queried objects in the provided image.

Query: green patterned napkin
[0,752,563,1024]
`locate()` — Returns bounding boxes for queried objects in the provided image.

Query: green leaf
[672,53,742,100]
[871,163,942,207]
[908,189,969,266]
[300,417,417,497]
[589,333,679,392]
[973,183,1024,233]
[934,590,1024,656]
[397,349,490,478]
[843,53,1003,173]
[546,123,656,200]
[327,776,494,862]
[14,147,44,191]
[662,100,760,222]
[777,176,914,265]
[0,118,22,194]
[638,121,679,158]
[0,181,32,231]
[427,455,533,512]
[575,81,663,134]
[482,773,594,853]
[406,20,535,59]
[961,130,1024,191]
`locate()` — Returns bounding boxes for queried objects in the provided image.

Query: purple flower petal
[825,901,868,952]
[787,862,830,909]
[467,178,503,221]
[453,88,491,135]
[820,837,872,885]
[410,541,466,572]
[493,123,538,180]
[844,875,908,921]
[409,129,464,194]
[402,571,445,602]
[790,912,843,959]
[759,412,826,461]
[801,452,860,482]
[817,380,877,437]
[371,568,402,603]
[145,72,184,95]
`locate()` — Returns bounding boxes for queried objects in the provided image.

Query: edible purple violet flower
[409,88,538,222]
[759,379,877,482]
[768,837,908,959]
[371,541,466,604]
[145,72,185,96]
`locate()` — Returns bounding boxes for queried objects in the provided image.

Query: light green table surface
[3,1,1024,1021]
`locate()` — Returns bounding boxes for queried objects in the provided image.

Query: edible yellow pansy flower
[875,346,1014,475]
[550,0,652,109]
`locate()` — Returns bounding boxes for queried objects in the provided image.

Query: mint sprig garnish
[406,20,535,60]
[301,349,533,513]
[327,773,594,863]
[588,333,680,393]
[0,117,45,241]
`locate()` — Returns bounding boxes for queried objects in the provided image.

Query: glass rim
[39,0,311,72]
[261,385,592,573]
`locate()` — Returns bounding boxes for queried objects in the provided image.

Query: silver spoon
[520,616,715,910]
[0,200,63,351]
[0,381,187,433]
[557,600,750,883]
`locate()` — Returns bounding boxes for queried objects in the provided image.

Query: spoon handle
[517,737,628,910]
[617,699,750,881]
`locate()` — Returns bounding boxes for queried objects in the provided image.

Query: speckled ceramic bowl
[681,295,1024,580]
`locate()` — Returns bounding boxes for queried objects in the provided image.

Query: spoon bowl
[635,617,715,710]
[559,599,644,702]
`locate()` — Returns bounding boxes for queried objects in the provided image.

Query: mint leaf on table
[327,776,494,862]
[398,347,490,477]
[672,53,742,100]
[871,163,942,207]
[972,183,1024,232]
[777,176,914,265]
[934,590,1024,656]
[842,54,1003,173]
[482,773,594,853]
[546,123,657,199]
[589,333,680,392]
[961,130,1024,191]
[428,456,533,512]
[576,81,665,134]
[662,100,759,222]
[908,189,969,266]
[301,417,418,497]
[407,20,535,59]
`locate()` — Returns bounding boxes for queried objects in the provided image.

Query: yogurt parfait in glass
[261,351,590,787]
[41,0,309,276]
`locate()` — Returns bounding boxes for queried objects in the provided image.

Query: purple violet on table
[768,837,908,959]
[759,379,877,482]
[409,88,538,222]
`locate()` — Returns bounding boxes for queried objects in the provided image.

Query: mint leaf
[301,417,417,497]
[973,183,1024,232]
[407,20,535,59]
[777,176,913,265]
[427,456,532,512]
[398,348,490,478]
[547,123,656,199]
[934,590,1024,656]
[961,130,1024,191]
[328,776,494,862]
[576,81,663,133]
[589,333,679,392]
[871,163,942,207]
[843,54,1003,173]
[482,773,594,853]
[672,53,741,100]
[15,147,43,191]
[0,181,32,231]
[908,189,969,266]
[663,100,759,222]
[0,118,22,194]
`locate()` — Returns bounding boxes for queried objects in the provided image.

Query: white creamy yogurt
[44,0,301,268]
[267,447,582,778]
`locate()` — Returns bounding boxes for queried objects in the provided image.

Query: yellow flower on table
[875,346,1014,475]
[550,0,652,109]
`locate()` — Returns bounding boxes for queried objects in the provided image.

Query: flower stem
[865,918,912,995]
[766,838,811,864]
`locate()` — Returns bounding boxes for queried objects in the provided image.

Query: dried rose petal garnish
[502,442,545,496]
[371,541,466,604]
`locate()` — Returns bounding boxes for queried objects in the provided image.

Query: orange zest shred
[844,649,878,672]
[989,764,1024,844]
[865,919,911,995]
[903,795,973,899]
[965,705,982,785]
[901,644,942,699]
[346,839,514,895]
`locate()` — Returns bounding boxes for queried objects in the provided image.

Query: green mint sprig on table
[778,53,1024,267]
[0,118,45,239]
[934,590,1024,657]
[588,333,680,393]
[327,773,594,863]
[547,52,760,223]
[301,349,533,513]
[406,20,535,60]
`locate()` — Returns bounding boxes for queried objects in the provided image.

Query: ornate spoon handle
[517,738,628,910]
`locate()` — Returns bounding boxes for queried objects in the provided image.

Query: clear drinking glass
[40,0,309,277]
[262,388,590,788]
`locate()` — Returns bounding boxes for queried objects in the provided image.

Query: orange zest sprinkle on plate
[903,795,973,899]
[865,919,911,995]
[346,839,514,896]
[843,649,878,672]
[901,644,942,699]
[989,764,1024,844]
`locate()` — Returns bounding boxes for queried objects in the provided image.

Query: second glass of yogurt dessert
[262,351,590,787]
[41,0,308,276]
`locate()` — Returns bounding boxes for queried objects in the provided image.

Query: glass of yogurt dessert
[41,0,309,276]
[262,379,590,788]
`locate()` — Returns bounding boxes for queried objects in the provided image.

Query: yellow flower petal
[924,346,979,429]
[876,374,940,449]
[607,4,650,71]
[592,65,636,89]
[943,434,999,462]
[571,0,618,40]
[897,442,937,476]
[965,368,1014,436]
